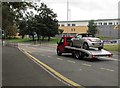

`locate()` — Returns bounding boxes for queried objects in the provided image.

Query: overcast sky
[35,0,119,21]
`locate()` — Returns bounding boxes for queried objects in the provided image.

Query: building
[58,18,120,38]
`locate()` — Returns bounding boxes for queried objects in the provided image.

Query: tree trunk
[48,36,50,41]
[42,36,45,41]
[22,35,24,39]
[32,35,34,41]
[37,34,40,41]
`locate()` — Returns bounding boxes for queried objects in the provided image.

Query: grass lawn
[7,37,60,44]
[8,38,33,43]
[104,44,120,52]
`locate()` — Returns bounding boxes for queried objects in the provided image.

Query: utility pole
[67,0,69,36]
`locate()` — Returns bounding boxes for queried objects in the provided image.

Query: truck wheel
[83,43,89,50]
[74,51,80,59]
[98,47,103,50]
[57,49,62,56]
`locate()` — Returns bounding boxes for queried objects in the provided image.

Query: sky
[34,0,119,21]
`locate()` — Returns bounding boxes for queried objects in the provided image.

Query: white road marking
[41,54,45,56]
[99,57,119,61]
[57,58,63,60]
[48,56,51,58]
[100,68,114,72]
[82,63,92,67]
[79,69,82,71]
[67,60,76,63]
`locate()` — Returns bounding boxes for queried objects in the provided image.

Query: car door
[77,35,83,47]
[73,36,79,46]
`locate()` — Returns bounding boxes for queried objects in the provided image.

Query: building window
[71,28,75,31]
[116,22,119,25]
[61,24,65,26]
[103,22,107,25]
[99,22,102,25]
[109,22,113,25]
[74,29,75,31]
[95,23,97,25]
[68,24,70,26]
[72,24,76,26]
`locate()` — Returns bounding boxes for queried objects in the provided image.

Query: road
[2,45,72,87]
[18,43,119,88]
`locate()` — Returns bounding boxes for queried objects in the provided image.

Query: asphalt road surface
[2,45,72,87]
[18,43,119,88]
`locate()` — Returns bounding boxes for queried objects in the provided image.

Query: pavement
[2,45,71,87]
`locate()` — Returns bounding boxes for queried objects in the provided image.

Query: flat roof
[59,18,120,23]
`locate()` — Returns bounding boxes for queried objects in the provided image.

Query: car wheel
[57,49,62,56]
[83,43,89,50]
[98,47,103,50]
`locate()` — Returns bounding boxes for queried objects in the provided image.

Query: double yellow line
[19,48,85,88]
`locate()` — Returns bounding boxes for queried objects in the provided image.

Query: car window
[66,38,72,42]
[76,35,82,38]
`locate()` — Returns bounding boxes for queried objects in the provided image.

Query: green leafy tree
[2,2,33,38]
[87,20,98,36]
[38,3,58,41]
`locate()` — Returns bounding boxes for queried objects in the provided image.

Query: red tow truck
[57,36,113,59]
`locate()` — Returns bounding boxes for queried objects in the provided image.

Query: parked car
[70,33,104,50]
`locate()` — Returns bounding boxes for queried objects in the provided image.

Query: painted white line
[79,69,82,71]
[23,51,84,87]
[67,60,76,63]
[31,59,72,87]
[48,56,51,58]
[82,63,92,67]
[57,58,63,60]
[100,68,114,72]
[41,54,45,56]
[99,57,118,61]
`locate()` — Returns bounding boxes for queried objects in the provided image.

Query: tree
[87,20,98,36]
[18,19,28,39]
[2,2,33,38]
[38,3,59,41]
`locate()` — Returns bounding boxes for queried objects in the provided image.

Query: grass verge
[104,44,120,52]
[7,37,60,44]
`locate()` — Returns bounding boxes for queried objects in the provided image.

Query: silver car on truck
[71,34,104,50]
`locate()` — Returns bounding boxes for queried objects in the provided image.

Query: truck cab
[57,36,73,55]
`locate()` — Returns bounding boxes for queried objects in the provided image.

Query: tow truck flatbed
[65,46,112,58]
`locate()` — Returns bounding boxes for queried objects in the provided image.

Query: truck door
[57,37,65,52]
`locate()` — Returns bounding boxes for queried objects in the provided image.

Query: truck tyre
[83,43,89,50]
[57,49,62,56]
[74,51,80,59]
[98,47,103,50]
